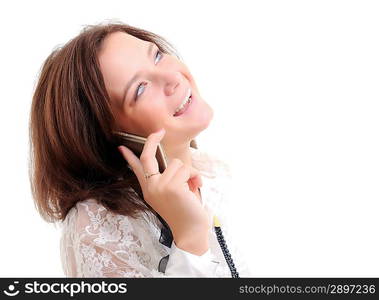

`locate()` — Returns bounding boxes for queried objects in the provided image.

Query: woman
[29,21,250,277]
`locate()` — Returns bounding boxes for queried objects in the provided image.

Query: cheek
[141,100,169,117]
[134,101,169,129]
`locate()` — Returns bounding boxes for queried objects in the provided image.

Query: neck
[162,140,202,198]
[162,140,193,169]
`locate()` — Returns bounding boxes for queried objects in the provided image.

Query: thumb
[188,166,203,189]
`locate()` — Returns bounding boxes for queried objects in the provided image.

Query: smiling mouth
[173,95,192,117]
[173,87,192,117]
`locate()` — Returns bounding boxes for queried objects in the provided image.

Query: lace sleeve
[60,199,221,278]
[61,199,171,277]
[77,235,146,277]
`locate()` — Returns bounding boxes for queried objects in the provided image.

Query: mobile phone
[113,131,168,173]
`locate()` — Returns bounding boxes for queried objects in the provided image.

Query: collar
[190,147,232,179]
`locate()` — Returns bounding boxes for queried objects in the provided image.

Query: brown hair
[29,21,197,224]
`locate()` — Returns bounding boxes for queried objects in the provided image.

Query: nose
[163,71,181,96]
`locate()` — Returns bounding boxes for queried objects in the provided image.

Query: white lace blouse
[59,147,251,277]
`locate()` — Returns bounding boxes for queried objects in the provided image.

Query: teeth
[175,96,191,113]
[174,88,192,114]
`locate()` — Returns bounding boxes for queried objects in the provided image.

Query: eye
[134,49,163,100]
[154,49,163,64]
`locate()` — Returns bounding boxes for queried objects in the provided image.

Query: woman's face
[98,32,213,147]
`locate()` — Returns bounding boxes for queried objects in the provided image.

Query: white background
[0,0,378,277]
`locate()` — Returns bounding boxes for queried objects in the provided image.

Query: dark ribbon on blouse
[156,213,173,273]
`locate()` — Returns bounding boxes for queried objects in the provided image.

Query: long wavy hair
[29,21,197,224]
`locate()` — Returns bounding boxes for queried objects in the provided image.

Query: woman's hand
[117,128,211,255]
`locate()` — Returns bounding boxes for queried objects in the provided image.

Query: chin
[201,101,214,125]
[191,102,214,135]
[172,97,214,140]
[202,105,214,129]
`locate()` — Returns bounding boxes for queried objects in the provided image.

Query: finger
[189,173,203,189]
[171,165,201,187]
[118,145,145,184]
[139,128,166,175]
[187,178,199,193]
[185,167,203,193]
[160,159,201,185]
[160,158,184,185]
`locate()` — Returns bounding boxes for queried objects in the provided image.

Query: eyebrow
[121,42,155,105]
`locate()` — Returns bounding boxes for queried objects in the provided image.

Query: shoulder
[74,198,112,232]
[63,198,160,242]
[62,199,131,239]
